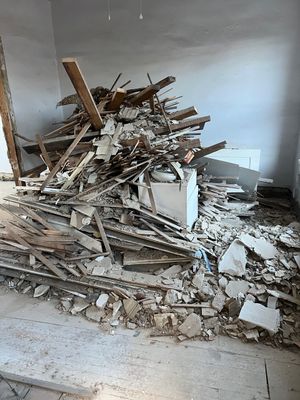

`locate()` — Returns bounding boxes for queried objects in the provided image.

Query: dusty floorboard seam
[264,359,271,400]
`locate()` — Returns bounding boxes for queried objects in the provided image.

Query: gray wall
[293,133,300,208]
[51,0,300,187]
[0,0,62,171]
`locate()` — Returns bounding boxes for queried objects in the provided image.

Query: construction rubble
[0,59,299,348]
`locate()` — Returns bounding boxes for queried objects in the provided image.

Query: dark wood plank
[0,38,22,184]
[130,84,160,106]
[169,106,198,121]
[62,58,103,130]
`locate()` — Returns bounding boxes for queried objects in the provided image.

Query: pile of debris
[0,58,299,347]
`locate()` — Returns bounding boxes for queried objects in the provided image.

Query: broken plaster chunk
[218,276,228,289]
[201,308,217,318]
[218,240,247,277]
[154,313,178,330]
[212,290,226,312]
[239,300,280,334]
[178,312,202,338]
[33,285,50,298]
[192,269,205,290]
[86,305,105,322]
[239,233,278,260]
[164,289,180,305]
[225,280,249,299]
[204,317,219,329]
[159,264,182,279]
[96,293,109,309]
[123,298,141,319]
[70,298,90,315]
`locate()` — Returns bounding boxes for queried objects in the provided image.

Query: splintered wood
[1,58,299,346]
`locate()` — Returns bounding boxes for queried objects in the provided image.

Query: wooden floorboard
[0,288,300,400]
[0,317,270,399]
[266,359,300,400]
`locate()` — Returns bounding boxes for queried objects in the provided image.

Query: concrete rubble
[0,60,299,347]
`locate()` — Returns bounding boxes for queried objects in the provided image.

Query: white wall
[293,134,300,208]
[0,0,62,172]
[0,118,11,172]
[50,0,300,187]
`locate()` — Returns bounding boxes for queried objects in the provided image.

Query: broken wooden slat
[154,116,211,135]
[62,58,103,130]
[94,210,115,263]
[144,170,157,215]
[61,151,95,190]
[107,88,127,110]
[0,38,22,184]
[4,222,67,280]
[36,134,53,170]
[154,76,176,89]
[169,106,198,121]
[192,140,227,162]
[130,84,160,106]
[40,122,91,191]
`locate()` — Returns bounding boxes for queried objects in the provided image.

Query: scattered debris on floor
[0,58,299,348]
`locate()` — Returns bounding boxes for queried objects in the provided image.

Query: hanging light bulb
[139,0,143,20]
[107,0,111,21]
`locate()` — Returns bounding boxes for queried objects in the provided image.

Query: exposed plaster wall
[50,0,300,187]
[0,0,62,171]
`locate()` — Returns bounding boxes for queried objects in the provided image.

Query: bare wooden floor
[0,287,299,400]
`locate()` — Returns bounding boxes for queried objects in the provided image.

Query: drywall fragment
[218,276,228,289]
[123,298,141,319]
[85,305,105,322]
[243,329,259,341]
[164,289,180,305]
[96,293,109,309]
[239,233,277,259]
[278,234,300,248]
[192,269,205,289]
[218,240,247,276]
[294,254,300,269]
[153,313,178,329]
[159,264,182,278]
[267,296,278,309]
[239,300,280,334]
[201,308,217,317]
[225,280,249,298]
[70,298,90,314]
[178,313,202,338]
[33,285,50,298]
[212,290,226,312]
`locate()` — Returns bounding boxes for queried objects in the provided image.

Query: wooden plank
[0,317,271,400]
[192,140,227,162]
[24,385,62,400]
[130,84,160,106]
[154,116,211,135]
[169,106,198,121]
[154,76,176,89]
[0,38,22,184]
[36,134,53,170]
[0,378,30,400]
[62,58,103,129]
[23,131,98,154]
[107,88,126,110]
[143,171,157,215]
[266,359,300,400]
[94,210,115,263]
[4,222,67,280]
[40,122,91,191]
[43,120,78,139]
[61,151,94,190]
